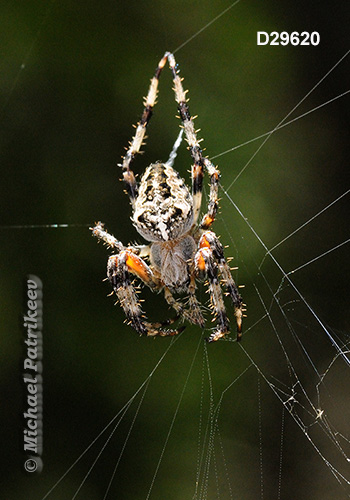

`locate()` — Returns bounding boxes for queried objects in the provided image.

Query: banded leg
[199,231,243,340]
[167,53,220,229]
[200,159,220,230]
[194,247,230,342]
[108,251,183,337]
[121,53,168,208]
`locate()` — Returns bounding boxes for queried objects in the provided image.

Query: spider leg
[187,273,206,327]
[91,222,125,252]
[163,276,205,328]
[199,231,243,341]
[163,287,189,322]
[108,251,184,338]
[194,247,230,342]
[121,53,169,208]
[91,222,151,257]
[167,53,220,229]
[199,161,220,230]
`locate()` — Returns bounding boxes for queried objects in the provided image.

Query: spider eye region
[132,163,194,242]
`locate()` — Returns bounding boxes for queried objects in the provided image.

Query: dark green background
[1,1,349,499]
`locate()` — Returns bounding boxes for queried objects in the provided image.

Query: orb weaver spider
[92,52,244,342]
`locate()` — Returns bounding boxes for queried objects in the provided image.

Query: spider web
[1,1,350,499]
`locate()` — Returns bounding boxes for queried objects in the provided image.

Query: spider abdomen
[132,162,194,242]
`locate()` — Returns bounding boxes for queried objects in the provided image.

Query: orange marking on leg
[201,215,215,230]
[193,163,203,177]
[125,253,150,282]
[196,252,206,272]
[199,234,211,249]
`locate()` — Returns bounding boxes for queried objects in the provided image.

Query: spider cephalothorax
[91,52,244,342]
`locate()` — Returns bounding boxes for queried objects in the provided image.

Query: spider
[91,52,244,342]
